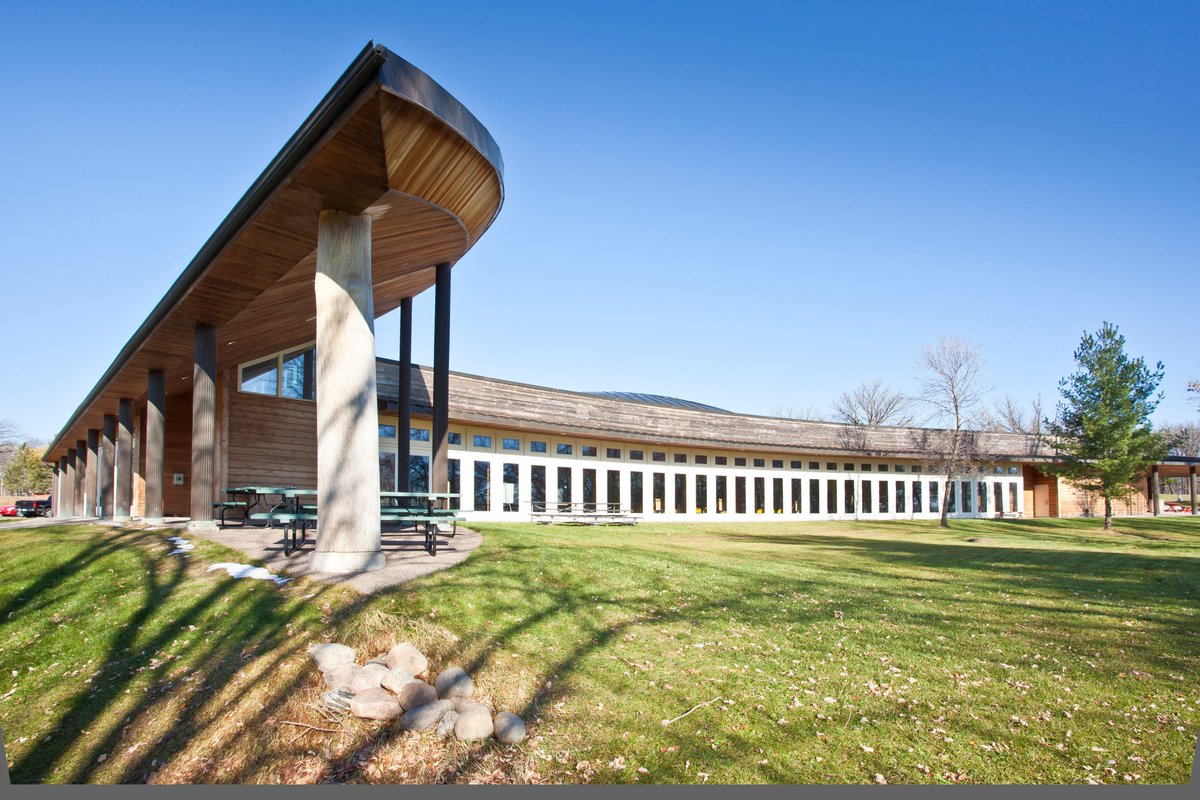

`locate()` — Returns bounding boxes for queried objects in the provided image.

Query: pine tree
[1044,322,1167,530]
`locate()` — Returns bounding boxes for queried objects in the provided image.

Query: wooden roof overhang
[44,43,504,464]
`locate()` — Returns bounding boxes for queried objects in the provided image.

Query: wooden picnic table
[1163,500,1192,513]
[380,491,462,555]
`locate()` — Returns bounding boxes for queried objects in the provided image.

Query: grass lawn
[1,517,1197,784]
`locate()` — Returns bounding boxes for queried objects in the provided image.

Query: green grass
[1,517,1197,784]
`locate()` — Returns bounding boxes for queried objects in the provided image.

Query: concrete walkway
[5,515,483,594]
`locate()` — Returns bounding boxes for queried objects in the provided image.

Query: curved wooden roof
[45,43,504,463]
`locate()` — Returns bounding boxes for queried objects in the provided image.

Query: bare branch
[831,380,915,427]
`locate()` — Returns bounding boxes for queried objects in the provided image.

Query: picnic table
[231,487,318,555]
[1164,500,1192,513]
[380,492,463,556]
[530,501,639,526]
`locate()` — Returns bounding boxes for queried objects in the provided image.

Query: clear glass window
[240,357,278,396]
[410,427,431,441]
[473,435,492,448]
[529,440,546,453]
[280,348,315,399]
[378,424,397,438]
[502,437,520,450]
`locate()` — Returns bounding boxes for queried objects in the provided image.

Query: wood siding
[226,389,318,490]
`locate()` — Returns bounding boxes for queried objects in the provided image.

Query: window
[790,460,802,469]
[557,443,573,455]
[674,474,687,513]
[735,477,747,514]
[843,463,855,471]
[695,454,709,465]
[753,458,765,468]
[240,356,278,396]
[753,477,765,513]
[558,466,573,510]
[473,435,492,448]
[947,482,957,513]
[809,478,820,513]
[716,456,728,466]
[773,477,784,513]
[653,473,666,512]
[961,481,973,513]
[606,448,621,459]
[674,453,687,464]
[1009,482,1018,512]
[502,437,520,451]
[410,455,430,493]
[791,478,802,512]
[878,464,889,472]
[279,348,315,399]
[696,475,708,513]
[862,481,872,513]
[529,440,547,453]
[607,470,621,510]
[861,464,872,472]
[809,461,820,470]
[448,459,460,509]
[929,481,939,513]
[582,445,598,457]
[474,461,490,511]
[584,468,597,511]
[735,457,747,467]
[772,459,784,469]
[913,465,922,473]
[503,463,519,512]
[652,451,666,462]
[630,472,644,513]
[896,481,906,513]
[448,432,462,445]
[531,465,546,512]
[912,480,922,512]
[410,427,431,441]
[379,452,396,491]
[826,462,837,471]
[843,479,855,514]
[878,480,889,513]
[379,424,397,438]
[895,464,906,473]
[716,475,728,513]
[1008,466,1020,475]
[629,449,644,461]
[978,481,988,514]
[826,479,837,513]
[994,466,1004,475]
[993,481,1003,513]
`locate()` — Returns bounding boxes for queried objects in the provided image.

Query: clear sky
[1,0,1197,443]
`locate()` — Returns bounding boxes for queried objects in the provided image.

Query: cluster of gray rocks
[308,641,526,744]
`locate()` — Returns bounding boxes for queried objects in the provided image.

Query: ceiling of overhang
[46,80,503,461]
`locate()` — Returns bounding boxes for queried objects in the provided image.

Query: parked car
[16,498,51,517]
[0,503,17,517]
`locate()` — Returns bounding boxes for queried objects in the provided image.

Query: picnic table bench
[1164,500,1193,513]
[994,509,1024,519]
[530,502,639,526]
[380,492,463,555]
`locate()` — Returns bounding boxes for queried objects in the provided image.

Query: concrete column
[145,370,166,523]
[190,324,218,530]
[430,262,452,502]
[76,439,90,517]
[1190,466,1197,516]
[310,210,383,573]
[115,399,134,520]
[100,415,116,518]
[62,452,76,517]
[397,296,413,492]
[1151,465,1161,517]
[51,459,63,517]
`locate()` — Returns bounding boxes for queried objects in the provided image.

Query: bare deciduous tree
[770,403,829,422]
[976,394,1044,436]
[914,337,989,527]
[831,380,915,427]
[1162,422,1200,458]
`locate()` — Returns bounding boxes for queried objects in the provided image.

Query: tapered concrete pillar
[431,262,452,504]
[76,439,89,517]
[1190,466,1197,516]
[1151,465,1161,517]
[52,459,64,517]
[190,324,218,531]
[145,370,166,524]
[115,399,134,520]
[100,415,116,519]
[397,296,413,492]
[310,210,383,573]
[63,452,76,517]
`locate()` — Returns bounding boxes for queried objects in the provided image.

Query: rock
[493,711,527,744]
[396,680,438,710]
[401,700,453,732]
[386,642,429,676]
[436,710,461,738]
[451,698,491,716]
[349,687,402,720]
[321,688,355,713]
[308,642,356,671]
[380,667,415,694]
[321,662,360,691]
[365,656,389,667]
[434,666,474,699]
[454,708,494,741]
[349,663,392,694]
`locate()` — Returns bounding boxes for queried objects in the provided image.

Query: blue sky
[1,1,1197,441]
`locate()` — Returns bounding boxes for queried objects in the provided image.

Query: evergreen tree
[2,443,53,496]
[1044,322,1167,530]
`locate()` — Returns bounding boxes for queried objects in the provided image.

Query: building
[40,44,1198,573]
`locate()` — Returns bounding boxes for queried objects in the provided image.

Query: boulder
[454,708,494,741]
[434,666,474,699]
[380,667,415,694]
[451,698,491,716]
[349,687,402,721]
[321,662,360,691]
[308,642,355,671]
[401,700,453,732]
[494,711,527,744]
[349,663,391,694]
[321,688,355,714]
[396,680,438,710]
[436,710,461,738]
[365,656,389,667]
[386,642,429,676]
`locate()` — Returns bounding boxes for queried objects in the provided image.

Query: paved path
[4,515,483,594]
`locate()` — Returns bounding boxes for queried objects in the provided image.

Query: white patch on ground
[206,562,290,586]
[166,536,194,556]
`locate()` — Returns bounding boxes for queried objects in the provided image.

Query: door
[1034,483,1050,518]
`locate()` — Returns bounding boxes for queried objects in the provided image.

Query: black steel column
[191,323,218,526]
[430,263,452,502]
[397,296,413,492]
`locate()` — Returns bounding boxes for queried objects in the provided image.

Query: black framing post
[430,263,452,505]
[397,296,413,492]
